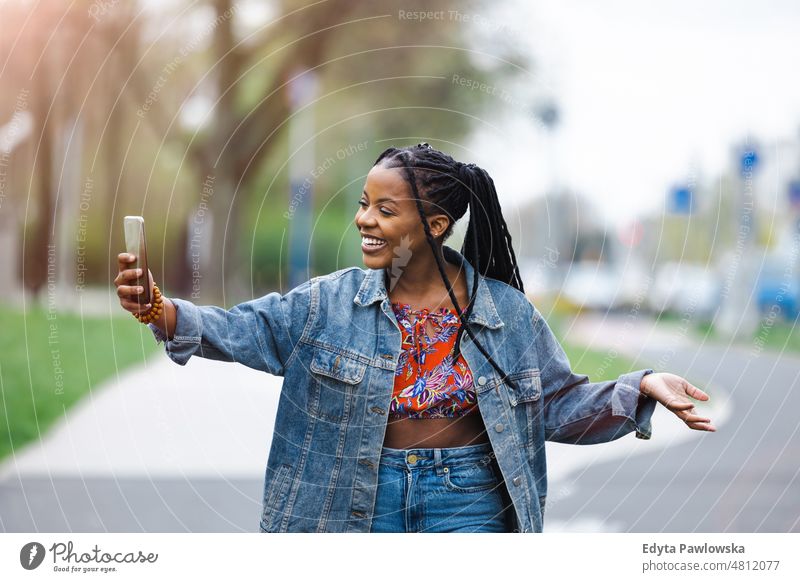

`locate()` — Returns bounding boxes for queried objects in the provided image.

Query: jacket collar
[353,245,504,329]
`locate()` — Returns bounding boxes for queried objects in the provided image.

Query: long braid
[374,143,523,391]
[462,164,525,291]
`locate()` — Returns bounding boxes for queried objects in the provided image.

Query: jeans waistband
[380,441,496,470]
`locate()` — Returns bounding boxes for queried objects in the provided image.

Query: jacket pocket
[260,464,293,532]
[307,345,367,423]
[507,369,542,448]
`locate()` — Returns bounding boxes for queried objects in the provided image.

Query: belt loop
[433,448,444,476]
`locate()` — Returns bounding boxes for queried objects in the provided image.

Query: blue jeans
[370,441,512,533]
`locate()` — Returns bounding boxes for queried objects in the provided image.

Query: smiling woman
[114,142,715,534]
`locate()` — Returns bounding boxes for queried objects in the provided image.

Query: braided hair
[372,142,524,391]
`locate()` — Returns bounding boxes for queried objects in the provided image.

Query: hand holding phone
[117,216,152,309]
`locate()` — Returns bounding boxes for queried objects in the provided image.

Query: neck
[384,244,460,298]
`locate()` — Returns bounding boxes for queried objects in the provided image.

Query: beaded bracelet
[133,284,163,324]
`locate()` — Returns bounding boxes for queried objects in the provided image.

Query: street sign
[788,180,800,209]
[669,185,693,214]
[740,148,759,175]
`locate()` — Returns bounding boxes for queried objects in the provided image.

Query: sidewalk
[0,353,282,480]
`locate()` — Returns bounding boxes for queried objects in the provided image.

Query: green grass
[555,323,714,397]
[749,320,800,352]
[0,305,159,461]
[693,319,800,353]
[561,340,640,382]
[536,306,643,382]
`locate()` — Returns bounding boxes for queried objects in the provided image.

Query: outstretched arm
[115,252,312,376]
[531,305,658,444]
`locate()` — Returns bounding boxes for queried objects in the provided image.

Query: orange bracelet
[133,284,163,324]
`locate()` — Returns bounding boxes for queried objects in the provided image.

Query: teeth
[363,237,386,246]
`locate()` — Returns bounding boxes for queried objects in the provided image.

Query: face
[355,164,450,270]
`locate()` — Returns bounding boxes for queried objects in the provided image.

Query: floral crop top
[388,301,478,420]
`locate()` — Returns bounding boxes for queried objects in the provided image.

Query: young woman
[114,142,716,533]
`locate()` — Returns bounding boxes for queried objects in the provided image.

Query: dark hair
[372,142,524,391]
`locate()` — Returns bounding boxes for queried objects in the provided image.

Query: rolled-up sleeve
[147,279,313,376]
[531,305,657,444]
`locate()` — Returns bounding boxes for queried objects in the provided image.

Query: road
[544,314,800,532]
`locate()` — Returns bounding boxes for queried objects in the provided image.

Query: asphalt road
[545,339,800,533]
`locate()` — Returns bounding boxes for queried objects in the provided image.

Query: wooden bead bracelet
[133,284,163,324]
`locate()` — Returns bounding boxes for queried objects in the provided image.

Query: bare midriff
[382,411,491,449]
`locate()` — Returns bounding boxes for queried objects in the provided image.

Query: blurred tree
[127,0,531,298]
[2,0,534,300]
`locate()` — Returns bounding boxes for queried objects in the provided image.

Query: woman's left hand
[640,372,717,432]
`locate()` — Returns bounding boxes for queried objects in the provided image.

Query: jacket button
[494,423,504,433]
[512,476,522,486]
[477,376,487,386]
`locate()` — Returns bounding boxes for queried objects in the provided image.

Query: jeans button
[407,454,418,464]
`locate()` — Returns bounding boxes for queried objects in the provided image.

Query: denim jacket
[151,245,656,533]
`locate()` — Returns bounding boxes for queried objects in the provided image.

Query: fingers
[685,381,710,401]
[674,404,717,432]
[114,268,143,286]
[117,284,145,298]
[681,412,712,424]
[120,298,152,314]
[686,420,717,432]
[117,252,136,272]
[664,398,695,411]
[117,282,150,314]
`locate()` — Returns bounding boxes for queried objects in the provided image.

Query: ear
[427,214,451,239]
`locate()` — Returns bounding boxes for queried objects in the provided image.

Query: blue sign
[789,180,800,208]
[669,185,693,214]
[740,148,759,175]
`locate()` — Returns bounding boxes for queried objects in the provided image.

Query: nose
[356,206,377,228]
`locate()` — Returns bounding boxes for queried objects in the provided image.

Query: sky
[470,0,800,225]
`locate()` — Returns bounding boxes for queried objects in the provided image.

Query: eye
[358,200,393,216]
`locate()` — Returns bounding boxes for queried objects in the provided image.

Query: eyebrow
[362,190,398,205]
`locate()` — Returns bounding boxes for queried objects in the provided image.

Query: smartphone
[123,216,152,307]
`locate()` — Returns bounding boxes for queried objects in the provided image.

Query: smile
[361,236,387,253]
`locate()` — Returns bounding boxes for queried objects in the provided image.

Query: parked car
[646,261,721,321]
[555,260,642,310]
[559,262,619,312]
